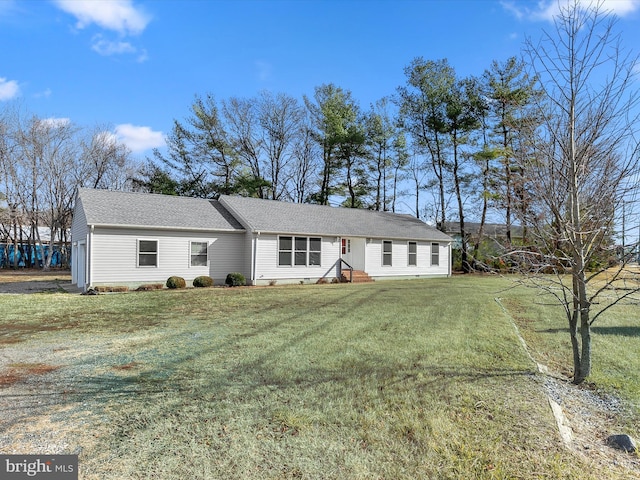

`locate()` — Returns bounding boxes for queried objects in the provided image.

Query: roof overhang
[87,223,245,233]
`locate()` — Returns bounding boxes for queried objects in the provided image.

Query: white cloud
[92,35,136,55]
[34,88,52,99]
[38,117,71,128]
[0,77,20,100]
[90,34,149,62]
[115,124,165,153]
[502,0,640,21]
[53,0,151,35]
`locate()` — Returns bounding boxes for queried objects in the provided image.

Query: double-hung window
[138,239,158,267]
[190,241,208,267]
[279,236,293,266]
[382,240,393,266]
[431,242,440,266]
[279,236,321,266]
[308,237,321,266]
[408,241,417,266]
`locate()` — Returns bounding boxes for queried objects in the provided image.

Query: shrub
[193,276,214,288]
[166,276,186,289]
[94,285,129,293]
[225,272,246,287]
[135,283,164,291]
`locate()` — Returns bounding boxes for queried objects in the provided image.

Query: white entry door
[341,238,353,267]
[341,237,365,270]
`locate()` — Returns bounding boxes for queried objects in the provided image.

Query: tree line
[131,56,543,274]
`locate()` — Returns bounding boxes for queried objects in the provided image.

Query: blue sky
[1,0,639,157]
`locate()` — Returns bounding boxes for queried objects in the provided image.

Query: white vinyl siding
[255,234,337,281]
[70,197,89,287]
[365,239,450,278]
[89,227,244,286]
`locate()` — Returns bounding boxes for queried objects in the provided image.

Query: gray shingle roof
[220,195,452,241]
[77,188,244,231]
[76,189,452,242]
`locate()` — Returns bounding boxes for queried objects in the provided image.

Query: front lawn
[1,276,638,479]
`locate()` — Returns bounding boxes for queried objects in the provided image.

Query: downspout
[88,225,94,290]
[448,243,452,277]
[252,231,260,285]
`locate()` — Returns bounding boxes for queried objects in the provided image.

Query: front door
[341,238,353,267]
[341,237,365,271]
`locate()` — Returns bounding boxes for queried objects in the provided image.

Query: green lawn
[1,276,639,479]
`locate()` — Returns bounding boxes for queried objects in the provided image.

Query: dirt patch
[0,269,80,294]
[0,364,60,387]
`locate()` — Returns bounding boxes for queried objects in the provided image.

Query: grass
[1,276,639,479]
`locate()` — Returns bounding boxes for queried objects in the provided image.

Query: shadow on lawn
[591,326,640,337]
[0,285,537,437]
[538,326,640,337]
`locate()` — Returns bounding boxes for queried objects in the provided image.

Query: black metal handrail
[339,258,353,283]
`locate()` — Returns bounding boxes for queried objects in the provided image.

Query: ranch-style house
[71,188,453,290]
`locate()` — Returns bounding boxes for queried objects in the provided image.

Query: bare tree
[288,120,319,203]
[257,91,305,200]
[518,0,640,384]
[0,106,135,269]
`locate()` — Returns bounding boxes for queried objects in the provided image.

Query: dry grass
[0,268,71,283]
[0,276,639,479]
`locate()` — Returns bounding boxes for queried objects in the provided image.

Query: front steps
[340,269,374,283]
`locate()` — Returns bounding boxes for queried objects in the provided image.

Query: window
[382,240,392,266]
[190,241,208,267]
[295,236,307,266]
[309,237,321,266]
[341,238,351,255]
[138,239,158,267]
[279,236,321,266]
[408,241,417,266]
[279,236,293,266]
[431,242,440,266]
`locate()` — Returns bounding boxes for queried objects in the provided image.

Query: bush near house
[166,276,187,289]
[225,272,246,287]
[193,276,214,288]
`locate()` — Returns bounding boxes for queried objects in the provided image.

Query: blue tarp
[0,243,67,268]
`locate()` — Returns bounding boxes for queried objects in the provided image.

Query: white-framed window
[431,242,440,266]
[341,238,351,255]
[137,239,158,267]
[279,236,321,267]
[279,236,293,266]
[308,237,321,266]
[382,240,393,266]
[408,241,417,266]
[190,241,208,267]
[294,236,307,266]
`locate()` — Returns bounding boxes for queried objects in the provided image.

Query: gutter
[88,223,245,233]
